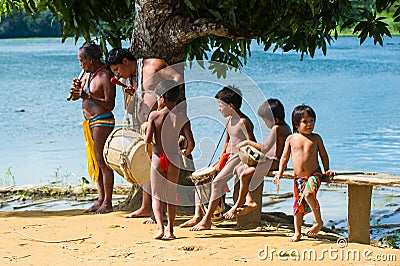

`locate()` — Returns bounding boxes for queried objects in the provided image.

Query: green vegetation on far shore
[1,9,399,40]
[339,9,400,37]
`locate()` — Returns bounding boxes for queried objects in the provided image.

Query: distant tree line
[0,10,61,38]
[0,3,398,42]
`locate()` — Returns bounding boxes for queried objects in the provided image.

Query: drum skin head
[191,166,217,178]
[190,166,217,185]
[103,128,151,185]
[239,145,266,166]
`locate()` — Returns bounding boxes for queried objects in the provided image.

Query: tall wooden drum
[103,128,151,185]
[190,167,225,222]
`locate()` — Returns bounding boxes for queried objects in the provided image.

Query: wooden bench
[233,170,400,244]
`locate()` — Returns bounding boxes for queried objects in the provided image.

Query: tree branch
[167,17,261,45]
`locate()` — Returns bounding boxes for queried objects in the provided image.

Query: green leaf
[197,60,205,69]
[208,9,222,20]
[183,0,196,11]
[353,21,365,34]
[359,29,368,45]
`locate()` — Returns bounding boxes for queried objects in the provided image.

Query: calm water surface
[0,37,399,243]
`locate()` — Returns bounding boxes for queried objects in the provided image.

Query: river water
[0,37,399,244]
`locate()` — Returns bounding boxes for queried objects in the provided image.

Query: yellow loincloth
[83,120,99,182]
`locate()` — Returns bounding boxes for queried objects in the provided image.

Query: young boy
[224,99,291,219]
[145,79,195,239]
[190,86,256,231]
[274,105,335,242]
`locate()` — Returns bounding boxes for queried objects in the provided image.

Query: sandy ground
[0,210,399,266]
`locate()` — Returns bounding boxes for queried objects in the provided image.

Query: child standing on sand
[224,99,291,219]
[274,105,335,242]
[145,80,195,239]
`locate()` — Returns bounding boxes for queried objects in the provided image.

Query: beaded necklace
[87,65,105,90]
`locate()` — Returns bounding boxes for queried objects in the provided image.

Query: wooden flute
[67,69,86,101]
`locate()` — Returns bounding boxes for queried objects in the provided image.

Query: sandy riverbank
[0,209,399,265]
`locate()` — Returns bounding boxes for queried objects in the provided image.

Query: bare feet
[94,201,113,214]
[305,222,323,238]
[179,216,203,228]
[123,208,152,218]
[84,201,102,213]
[236,201,257,217]
[154,227,164,239]
[143,217,156,224]
[190,219,212,231]
[223,206,238,220]
[163,228,176,240]
[143,214,167,224]
[163,233,176,240]
[289,233,302,242]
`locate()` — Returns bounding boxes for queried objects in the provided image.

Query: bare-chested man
[69,43,116,214]
[105,48,183,222]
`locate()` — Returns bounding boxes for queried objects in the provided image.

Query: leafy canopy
[1,0,399,68]
[1,0,135,52]
[182,0,400,66]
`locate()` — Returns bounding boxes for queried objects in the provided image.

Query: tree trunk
[120,0,246,213]
[114,184,143,211]
[117,1,188,212]
[130,0,185,64]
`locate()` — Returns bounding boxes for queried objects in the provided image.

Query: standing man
[105,48,183,222]
[70,43,116,214]
[106,48,183,126]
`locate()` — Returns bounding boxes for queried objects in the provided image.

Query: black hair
[79,43,103,61]
[291,105,316,133]
[258,98,285,122]
[214,85,242,109]
[105,48,136,67]
[155,79,181,102]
